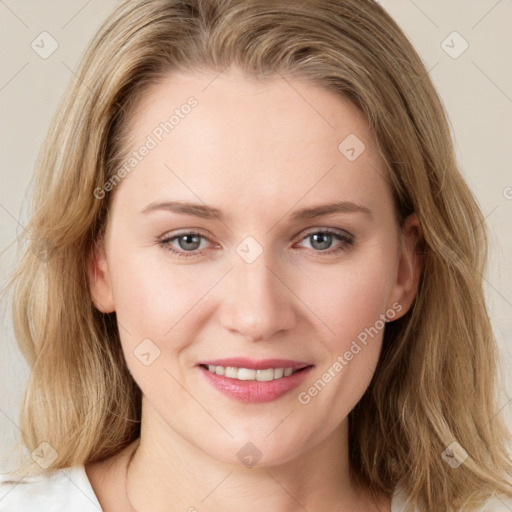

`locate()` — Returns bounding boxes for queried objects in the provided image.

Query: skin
[85,66,421,512]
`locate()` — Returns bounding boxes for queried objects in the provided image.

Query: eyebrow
[141,200,372,221]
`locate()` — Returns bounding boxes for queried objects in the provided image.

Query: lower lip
[199,366,313,403]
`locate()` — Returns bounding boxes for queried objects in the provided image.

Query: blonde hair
[4,0,511,509]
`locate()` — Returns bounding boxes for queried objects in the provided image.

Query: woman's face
[89,67,419,467]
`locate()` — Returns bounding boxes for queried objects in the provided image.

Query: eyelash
[157,228,354,260]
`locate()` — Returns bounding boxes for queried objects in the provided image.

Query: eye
[295,228,354,256]
[158,231,215,259]
[158,228,354,260]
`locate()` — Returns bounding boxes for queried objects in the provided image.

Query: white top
[0,465,510,511]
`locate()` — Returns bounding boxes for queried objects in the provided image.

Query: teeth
[238,368,256,380]
[205,365,299,381]
[256,368,274,382]
[225,366,238,378]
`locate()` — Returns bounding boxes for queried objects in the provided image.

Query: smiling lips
[198,358,313,403]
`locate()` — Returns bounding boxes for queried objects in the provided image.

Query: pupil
[311,233,331,250]
[179,234,200,250]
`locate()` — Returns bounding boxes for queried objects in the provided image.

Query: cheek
[305,257,395,351]
[110,244,208,321]
[108,257,209,404]
[293,257,394,414]
[108,249,221,361]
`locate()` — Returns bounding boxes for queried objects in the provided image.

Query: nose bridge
[219,238,295,341]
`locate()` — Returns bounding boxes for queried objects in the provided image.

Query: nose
[218,247,297,342]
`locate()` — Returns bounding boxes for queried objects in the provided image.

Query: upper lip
[198,358,312,370]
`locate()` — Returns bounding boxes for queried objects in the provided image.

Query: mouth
[197,358,314,403]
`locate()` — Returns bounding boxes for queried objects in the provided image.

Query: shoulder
[391,487,512,511]
[0,465,102,512]
[479,494,512,511]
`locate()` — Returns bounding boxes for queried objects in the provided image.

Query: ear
[87,236,115,313]
[386,213,422,320]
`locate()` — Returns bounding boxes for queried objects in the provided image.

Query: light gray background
[1,1,511,472]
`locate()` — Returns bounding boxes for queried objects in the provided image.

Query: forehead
[112,67,391,220]
[128,67,374,154]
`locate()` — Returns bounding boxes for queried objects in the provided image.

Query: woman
[1,0,511,510]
